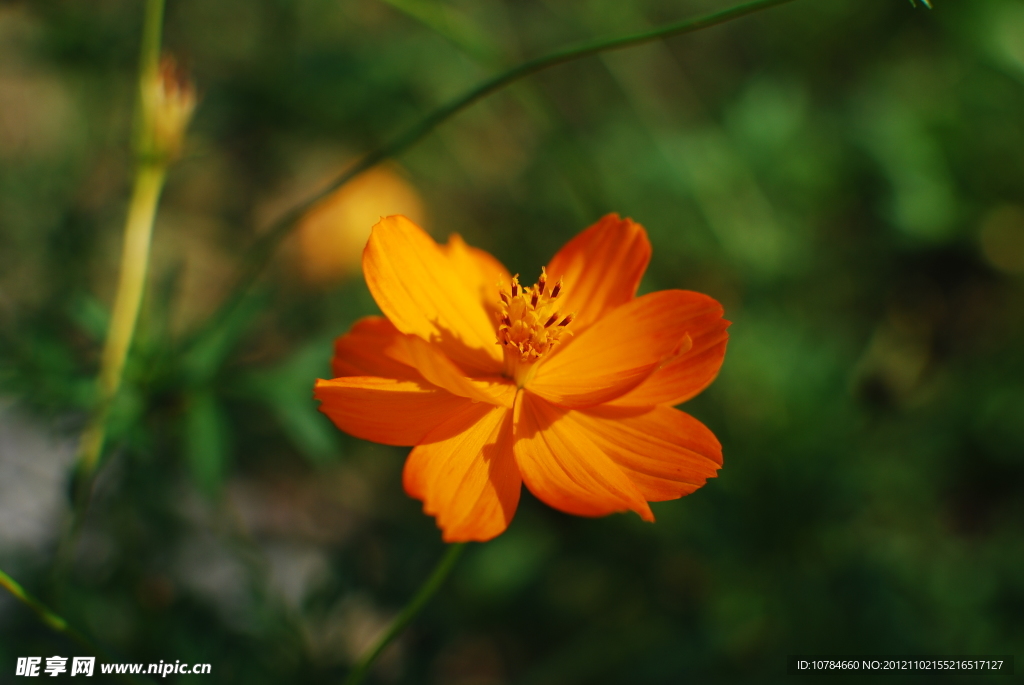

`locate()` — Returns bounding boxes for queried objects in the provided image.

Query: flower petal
[443,233,511,328]
[331,316,419,380]
[397,334,516,407]
[513,391,653,521]
[611,293,730,406]
[314,377,470,446]
[363,215,503,374]
[544,214,651,335]
[404,402,520,542]
[527,290,696,408]
[570,405,722,501]
[331,316,515,407]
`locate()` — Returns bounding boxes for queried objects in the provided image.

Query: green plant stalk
[1,567,154,685]
[0,567,104,655]
[73,0,167,492]
[189,0,798,350]
[77,164,167,477]
[343,543,465,685]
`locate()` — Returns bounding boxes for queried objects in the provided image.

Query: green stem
[343,543,465,685]
[188,0,797,350]
[0,567,105,656]
[139,0,165,81]
[75,0,166,476]
[2,568,152,685]
[76,164,167,479]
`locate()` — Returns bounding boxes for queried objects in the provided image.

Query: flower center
[496,267,574,386]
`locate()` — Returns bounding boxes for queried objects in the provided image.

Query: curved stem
[343,543,465,685]
[0,567,107,657]
[188,0,798,350]
[1,567,148,685]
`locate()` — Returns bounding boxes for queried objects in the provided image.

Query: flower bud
[140,55,196,162]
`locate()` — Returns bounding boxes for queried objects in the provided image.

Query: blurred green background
[1,0,1023,682]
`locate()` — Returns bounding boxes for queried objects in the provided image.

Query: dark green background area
[1,0,1022,682]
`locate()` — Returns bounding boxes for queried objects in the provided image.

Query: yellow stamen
[496,267,574,386]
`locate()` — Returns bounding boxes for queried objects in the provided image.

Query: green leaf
[242,336,340,465]
[180,290,268,386]
[66,293,110,343]
[184,391,232,496]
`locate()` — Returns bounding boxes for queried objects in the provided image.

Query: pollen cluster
[496,268,574,380]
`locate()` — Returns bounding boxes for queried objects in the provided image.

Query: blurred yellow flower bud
[140,55,196,162]
[296,165,426,284]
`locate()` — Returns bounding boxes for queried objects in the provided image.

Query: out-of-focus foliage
[1,0,1023,682]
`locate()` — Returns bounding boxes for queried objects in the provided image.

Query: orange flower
[314,214,729,542]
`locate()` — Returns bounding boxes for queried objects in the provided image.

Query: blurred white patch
[226,470,366,545]
[0,400,76,554]
[173,531,252,630]
[170,471,369,634]
[262,541,329,610]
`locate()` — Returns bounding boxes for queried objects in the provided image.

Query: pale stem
[76,163,167,478]
[73,0,166,486]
